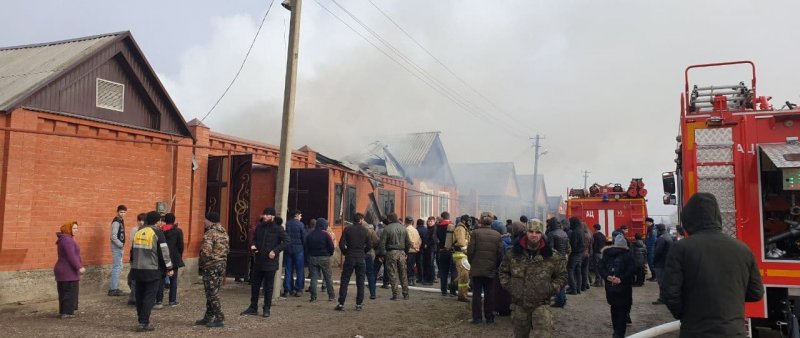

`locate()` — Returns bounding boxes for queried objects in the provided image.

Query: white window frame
[421,189,434,219]
[439,192,450,215]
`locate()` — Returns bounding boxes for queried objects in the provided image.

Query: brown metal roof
[0,32,122,110]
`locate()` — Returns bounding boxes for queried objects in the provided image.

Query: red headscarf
[60,221,77,236]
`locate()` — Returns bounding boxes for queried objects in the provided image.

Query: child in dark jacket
[599,235,636,338]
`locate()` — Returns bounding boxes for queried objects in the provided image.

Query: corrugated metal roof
[380,132,439,168]
[0,33,120,110]
[452,162,520,197]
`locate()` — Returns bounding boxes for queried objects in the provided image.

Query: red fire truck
[566,178,649,241]
[663,61,800,336]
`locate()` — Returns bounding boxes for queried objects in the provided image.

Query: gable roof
[0,33,120,110]
[0,31,192,138]
[547,195,564,213]
[380,132,439,168]
[452,162,520,198]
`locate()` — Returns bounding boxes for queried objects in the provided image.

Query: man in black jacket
[567,217,585,295]
[599,235,636,338]
[336,214,372,311]
[661,193,763,337]
[592,224,606,287]
[241,215,288,317]
[547,218,570,307]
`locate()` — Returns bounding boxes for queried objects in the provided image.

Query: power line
[201,0,276,122]
[328,0,528,138]
[366,0,530,132]
[314,0,528,138]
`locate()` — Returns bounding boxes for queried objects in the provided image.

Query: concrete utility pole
[274,0,302,299]
[583,170,591,191]
[531,134,543,220]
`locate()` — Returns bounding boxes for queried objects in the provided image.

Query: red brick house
[0,32,408,303]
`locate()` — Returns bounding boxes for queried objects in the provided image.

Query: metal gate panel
[696,164,736,237]
[226,154,252,278]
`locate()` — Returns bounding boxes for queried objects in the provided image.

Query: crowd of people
[52,193,764,337]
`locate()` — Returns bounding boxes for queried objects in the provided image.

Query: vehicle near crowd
[566,178,649,241]
[663,61,800,336]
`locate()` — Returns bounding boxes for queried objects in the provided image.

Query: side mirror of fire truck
[662,172,677,205]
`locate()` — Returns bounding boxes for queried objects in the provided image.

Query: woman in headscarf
[53,221,85,319]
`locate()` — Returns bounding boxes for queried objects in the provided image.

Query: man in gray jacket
[109,205,127,296]
[378,213,410,300]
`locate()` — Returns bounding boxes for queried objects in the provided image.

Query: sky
[4,0,800,220]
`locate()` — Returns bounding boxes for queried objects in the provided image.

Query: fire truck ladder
[689,82,753,113]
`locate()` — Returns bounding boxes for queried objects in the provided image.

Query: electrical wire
[366,0,530,133]
[314,0,528,139]
[200,0,276,122]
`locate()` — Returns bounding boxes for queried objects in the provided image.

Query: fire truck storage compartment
[760,143,800,261]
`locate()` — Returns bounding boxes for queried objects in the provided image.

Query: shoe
[355,304,363,311]
[335,303,345,311]
[293,291,303,297]
[195,318,210,326]
[280,291,288,298]
[486,318,495,324]
[206,320,224,328]
[403,294,409,300]
[169,301,178,307]
[380,285,389,289]
[262,309,271,317]
[108,289,124,297]
[370,295,376,300]
[136,324,155,332]
[59,314,74,319]
[240,307,258,316]
[309,296,317,302]
[153,303,164,309]
[441,293,448,297]
[329,297,336,302]
[566,291,578,295]
[652,300,664,305]
[470,319,483,324]
[550,303,565,308]
[127,300,136,306]
[390,295,398,301]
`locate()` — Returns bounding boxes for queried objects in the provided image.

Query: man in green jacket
[378,213,410,300]
[499,220,567,338]
[661,193,763,337]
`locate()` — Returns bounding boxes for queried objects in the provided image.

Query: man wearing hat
[241,210,288,317]
[196,212,229,328]
[499,219,567,338]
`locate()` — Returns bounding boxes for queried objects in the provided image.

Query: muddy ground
[0,272,678,338]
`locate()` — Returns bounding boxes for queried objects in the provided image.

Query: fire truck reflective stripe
[766,269,800,278]
[598,210,606,235]
[607,210,615,235]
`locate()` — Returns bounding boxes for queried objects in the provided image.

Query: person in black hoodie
[567,217,585,295]
[305,218,335,302]
[599,235,635,338]
[241,216,288,317]
[661,193,763,337]
[156,213,184,306]
[651,223,672,304]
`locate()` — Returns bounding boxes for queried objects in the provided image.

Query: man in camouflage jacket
[499,220,567,338]
[197,212,230,328]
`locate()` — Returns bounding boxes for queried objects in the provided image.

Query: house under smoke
[453,162,525,220]
[347,132,459,220]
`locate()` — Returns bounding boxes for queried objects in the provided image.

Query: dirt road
[0,277,678,337]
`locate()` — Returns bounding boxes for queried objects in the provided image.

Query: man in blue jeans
[282,209,306,297]
[109,205,127,296]
[358,214,380,299]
